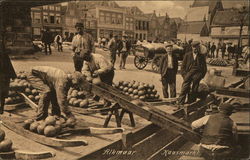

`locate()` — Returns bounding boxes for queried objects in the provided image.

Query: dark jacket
[0,53,17,97]
[31,66,70,109]
[159,53,178,77]
[41,31,53,44]
[211,44,216,52]
[0,53,17,80]
[201,113,235,147]
[181,51,207,78]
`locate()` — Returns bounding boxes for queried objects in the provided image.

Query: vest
[201,113,234,146]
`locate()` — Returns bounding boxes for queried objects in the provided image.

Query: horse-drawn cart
[133,43,184,72]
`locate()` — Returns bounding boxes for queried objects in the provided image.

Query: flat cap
[219,103,235,113]
[165,41,173,47]
[192,41,200,47]
[75,22,84,28]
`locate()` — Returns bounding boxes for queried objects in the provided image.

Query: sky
[116,1,193,18]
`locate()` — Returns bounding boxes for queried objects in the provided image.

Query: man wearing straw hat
[159,42,178,98]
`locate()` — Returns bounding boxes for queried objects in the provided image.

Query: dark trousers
[73,56,84,72]
[161,70,176,98]
[211,50,215,58]
[216,49,220,58]
[94,70,114,107]
[57,42,63,52]
[44,43,51,55]
[27,75,70,120]
[178,70,203,104]
[120,51,128,69]
[0,78,10,114]
[110,51,116,66]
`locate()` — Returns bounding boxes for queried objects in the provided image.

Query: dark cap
[192,41,200,47]
[219,103,235,113]
[75,22,84,28]
[165,42,173,47]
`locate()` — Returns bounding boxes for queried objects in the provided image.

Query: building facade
[210,9,249,45]
[31,3,63,40]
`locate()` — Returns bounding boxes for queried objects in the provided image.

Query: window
[43,14,49,23]
[50,16,55,24]
[55,6,61,11]
[139,33,142,40]
[130,23,133,30]
[33,12,41,23]
[56,16,61,24]
[49,6,54,11]
[126,22,129,29]
[221,27,225,32]
[117,14,122,24]
[111,13,116,24]
[33,27,41,35]
[43,5,48,10]
[106,13,111,24]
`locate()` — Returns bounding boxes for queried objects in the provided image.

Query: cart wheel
[151,56,161,73]
[134,56,148,70]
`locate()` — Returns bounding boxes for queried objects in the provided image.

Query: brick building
[31,3,63,40]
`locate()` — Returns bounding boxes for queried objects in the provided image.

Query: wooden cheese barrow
[80,80,205,144]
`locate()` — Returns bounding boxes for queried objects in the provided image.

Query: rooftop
[178,21,207,34]
[212,9,249,26]
[185,6,209,22]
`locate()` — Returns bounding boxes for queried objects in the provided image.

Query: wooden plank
[15,150,55,159]
[186,95,214,114]
[4,102,26,111]
[215,87,250,98]
[1,116,88,147]
[76,124,161,160]
[82,81,201,144]
[148,135,186,160]
[108,129,179,160]
[71,106,111,115]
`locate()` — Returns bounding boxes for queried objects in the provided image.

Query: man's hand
[92,70,99,77]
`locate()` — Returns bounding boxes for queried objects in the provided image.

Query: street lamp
[233,4,248,73]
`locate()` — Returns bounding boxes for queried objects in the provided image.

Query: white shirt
[167,53,173,69]
[72,34,88,53]
[193,52,197,60]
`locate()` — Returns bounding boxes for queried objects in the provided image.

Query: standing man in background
[210,42,216,58]
[216,42,221,58]
[107,34,118,67]
[41,28,53,55]
[72,22,94,72]
[221,42,226,59]
[119,35,131,70]
[159,42,178,98]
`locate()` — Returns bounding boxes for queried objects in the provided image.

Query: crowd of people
[1,21,247,160]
